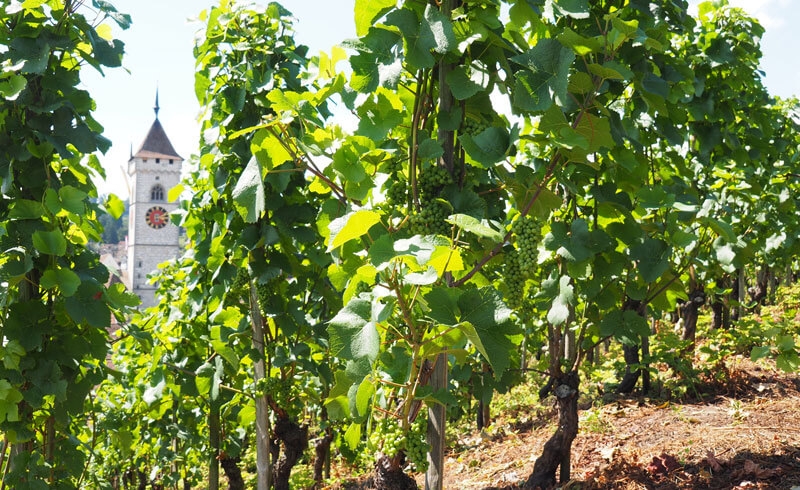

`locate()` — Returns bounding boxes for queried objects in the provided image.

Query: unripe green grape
[406,413,430,472]
[418,166,454,198]
[461,118,489,137]
[512,216,541,273]
[386,181,408,205]
[504,249,526,309]
[232,267,250,290]
[408,200,450,236]
[256,282,271,313]
[355,281,371,295]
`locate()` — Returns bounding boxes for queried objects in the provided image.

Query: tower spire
[154,86,160,119]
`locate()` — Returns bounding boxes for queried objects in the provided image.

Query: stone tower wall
[126,155,182,308]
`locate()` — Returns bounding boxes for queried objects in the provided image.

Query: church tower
[126,91,183,308]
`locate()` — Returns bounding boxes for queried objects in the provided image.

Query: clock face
[145,206,169,229]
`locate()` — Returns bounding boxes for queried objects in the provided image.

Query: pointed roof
[133,118,183,160]
[132,88,183,161]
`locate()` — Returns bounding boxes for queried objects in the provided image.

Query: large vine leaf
[328,298,380,363]
[511,38,575,112]
[231,156,265,223]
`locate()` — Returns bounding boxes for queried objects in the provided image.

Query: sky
[83,0,800,200]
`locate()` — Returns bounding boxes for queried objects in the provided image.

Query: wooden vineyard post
[249,283,271,490]
[425,353,447,490]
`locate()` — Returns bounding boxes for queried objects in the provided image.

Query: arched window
[150,184,165,202]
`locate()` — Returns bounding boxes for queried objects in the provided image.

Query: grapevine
[408,200,451,236]
[418,165,454,197]
[386,181,408,206]
[405,412,429,473]
[461,117,489,136]
[369,417,404,459]
[513,216,541,273]
[503,249,526,310]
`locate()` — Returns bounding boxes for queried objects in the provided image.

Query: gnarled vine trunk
[221,457,244,490]
[524,372,580,489]
[618,298,645,394]
[372,455,418,490]
[682,286,705,352]
[312,429,333,489]
[272,415,308,490]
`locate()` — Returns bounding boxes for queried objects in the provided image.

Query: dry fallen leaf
[646,453,680,475]
[703,450,724,472]
[736,459,782,480]
[598,445,618,461]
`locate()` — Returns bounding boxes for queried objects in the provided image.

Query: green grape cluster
[368,417,404,459]
[504,249,526,309]
[355,281,371,295]
[512,216,541,272]
[408,200,450,236]
[258,377,291,406]
[232,268,250,290]
[256,281,271,312]
[418,166,453,197]
[384,158,403,175]
[461,118,489,136]
[386,181,408,205]
[405,413,429,473]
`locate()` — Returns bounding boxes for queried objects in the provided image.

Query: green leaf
[32,230,67,256]
[232,156,265,223]
[425,287,460,326]
[355,377,375,416]
[776,351,800,372]
[324,371,354,420]
[446,214,504,241]
[547,276,573,325]
[328,210,381,251]
[385,8,435,69]
[422,4,455,54]
[574,114,613,152]
[404,267,438,285]
[0,74,26,99]
[348,29,402,93]
[460,127,510,167]
[599,309,649,346]
[357,88,404,140]
[457,287,517,376]
[446,66,482,100]
[168,184,184,203]
[750,345,771,362]
[328,298,380,363]
[511,38,575,112]
[58,185,87,214]
[630,238,670,283]
[105,193,125,219]
[713,238,736,266]
[354,0,395,36]
[9,199,45,219]
[252,128,292,170]
[106,282,140,307]
[212,340,239,369]
[344,422,362,450]
[549,0,590,19]
[418,139,444,161]
[40,267,80,296]
[557,28,602,55]
[588,61,634,80]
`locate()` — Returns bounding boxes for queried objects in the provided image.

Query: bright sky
[84,0,800,200]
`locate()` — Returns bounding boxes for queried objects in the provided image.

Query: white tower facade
[126,94,183,308]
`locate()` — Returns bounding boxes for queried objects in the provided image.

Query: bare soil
[420,357,800,489]
[331,356,800,489]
